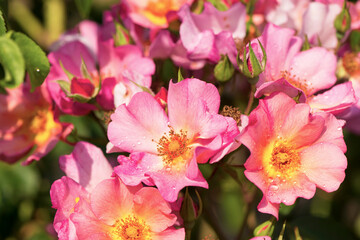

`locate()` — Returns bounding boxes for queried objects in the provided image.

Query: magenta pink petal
[59,141,113,192]
[108,92,169,154]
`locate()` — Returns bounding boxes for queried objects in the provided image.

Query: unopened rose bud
[253,219,275,237]
[334,1,351,39]
[238,39,267,84]
[114,22,132,46]
[180,188,202,240]
[214,54,235,82]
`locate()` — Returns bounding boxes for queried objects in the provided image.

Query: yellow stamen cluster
[29,109,60,146]
[111,215,151,240]
[143,0,176,26]
[156,128,191,169]
[264,140,301,181]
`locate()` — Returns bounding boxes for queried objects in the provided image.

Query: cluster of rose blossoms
[1,0,360,239]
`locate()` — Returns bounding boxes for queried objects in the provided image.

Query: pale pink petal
[263,92,297,133]
[312,112,347,152]
[59,142,113,192]
[108,92,169,153]
[171,40,206,70]
[167,79,224,138]
[154,227,185,240]
[257,23,302,81]
[114,153,162,186]
[133,187,177,232]
[99,41,155,82]
[255,78,306,100]
[300,2,341,49]
[301,143,347,192]
[149,159,208,202]
[308,82,357,115]
[209,117,241,164]
[257,196,280,219]
[289,47,337,96]
[50,177,88,240]
[266,173,316,205]
[71,199,110,240]
[90,178,136,225]
[149,30,175,59]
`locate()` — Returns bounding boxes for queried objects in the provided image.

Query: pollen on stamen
[342,52,360,76]
[220,105,242,125]
[111,215,151,240]
[269,141,300,181]
[281,70,312,96]
[153,127,190,168]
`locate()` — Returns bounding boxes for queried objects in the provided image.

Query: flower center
[342,52,360,77]
[143,0,175,26]
[264,140,301,181]
[281,70,312,96]
[29,109,60,147]
[156,127,192,171]
[111,215,151,240]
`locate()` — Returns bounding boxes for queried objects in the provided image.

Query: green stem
[244,84,256,115]
[90,111,107,137]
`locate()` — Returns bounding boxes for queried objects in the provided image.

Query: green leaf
[0,10,6,35]
[0,84,7,94]
[214,54,235,82]
[75,0,93,18]
[11,32,50,91]
[207,0,228,11]
[0,36,25,89]
[80,57,91,80]
[114,21,130,46]
[59,60,75,81]
[302,34,311,51]
[57,79,70,93]
[178,68,184,82]
[350,30,360,53]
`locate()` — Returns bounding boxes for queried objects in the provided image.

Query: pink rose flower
[51,141,183,239]
[299,2,341,49]
[0,81,71,165]
[178,2,246,65]
[51,141,113,239]
[46,20,155,115]
[108,78,241,202]
[253,23,356,115]
[71,178,184,239]
[240,92,347,218]
[122,0,194,29]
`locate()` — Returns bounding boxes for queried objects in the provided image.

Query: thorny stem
[244,84,256,115]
